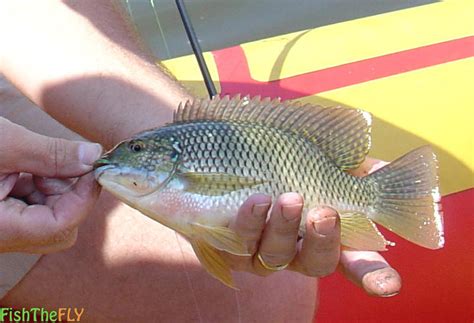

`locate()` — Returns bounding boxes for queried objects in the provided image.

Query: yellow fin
[191,223,250,256]
[180,172,266,196]
[340,213,391,251]
[190,239,237,289]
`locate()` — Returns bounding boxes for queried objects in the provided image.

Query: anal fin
[340,212,392,251]
[191,239,237,289]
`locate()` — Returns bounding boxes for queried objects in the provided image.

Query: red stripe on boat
[213,36,474,99]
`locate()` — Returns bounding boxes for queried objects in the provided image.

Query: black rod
[176,0,217,98]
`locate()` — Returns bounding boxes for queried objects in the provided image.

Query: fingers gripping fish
[94,95,444,288]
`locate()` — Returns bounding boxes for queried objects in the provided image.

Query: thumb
[0,117,102,177]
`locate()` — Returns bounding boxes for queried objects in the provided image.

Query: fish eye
[128,141,145,153]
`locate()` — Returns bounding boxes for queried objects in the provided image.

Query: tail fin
[367,146,444,249]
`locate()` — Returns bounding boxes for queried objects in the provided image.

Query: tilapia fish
[94,96,444,287]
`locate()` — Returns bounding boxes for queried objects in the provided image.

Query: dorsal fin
[174,95,372,170]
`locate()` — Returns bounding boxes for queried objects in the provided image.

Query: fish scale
[172,120,372,213]
[95,95,443,287]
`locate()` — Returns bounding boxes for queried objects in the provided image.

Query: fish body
[94,96,444,287]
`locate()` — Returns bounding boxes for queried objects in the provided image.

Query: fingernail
[281,204,303,221]
[311,209,337,236]
[381,291,400,298]
[367,268,401,297]
[252,203,270,217]
[79,143,102,166]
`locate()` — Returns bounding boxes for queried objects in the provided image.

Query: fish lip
[93,158,111,169]
[93,164,117,180]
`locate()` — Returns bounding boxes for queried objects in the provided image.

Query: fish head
[93,130,181,198]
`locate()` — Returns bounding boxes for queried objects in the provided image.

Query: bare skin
[0,1,401,321]
[0,94,317,322]
[0,80,400,322]
[0,117,102,254]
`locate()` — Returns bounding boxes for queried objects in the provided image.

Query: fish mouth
[93,165,165,198]
[93,155,118,180]
[93,157,111,169]
[93,163,117,180]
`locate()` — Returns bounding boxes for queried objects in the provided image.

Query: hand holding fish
[222,158,401,297]
[95,96,442,294]
[226,193,341,276]
[0,117,102,253]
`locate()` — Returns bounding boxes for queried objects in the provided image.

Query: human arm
[0,0,190,149]
[0,0,399,298]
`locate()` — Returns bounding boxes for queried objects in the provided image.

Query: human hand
[0,117,102,253]
[339,157,401,297]
[223,157,401,297]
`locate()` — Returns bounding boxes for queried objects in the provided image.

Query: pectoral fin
[179,172,266,196]
[340,213,392,251]
[190,239,237,289]
[190,223,250,256]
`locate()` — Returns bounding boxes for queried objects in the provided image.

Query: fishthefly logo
[0,307,84,322]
